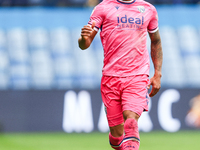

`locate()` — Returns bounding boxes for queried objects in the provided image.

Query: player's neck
[122,0,133,1]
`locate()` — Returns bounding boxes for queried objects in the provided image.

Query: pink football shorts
[101,74,150,127]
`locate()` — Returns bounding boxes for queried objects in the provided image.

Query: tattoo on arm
[149,30,163,73]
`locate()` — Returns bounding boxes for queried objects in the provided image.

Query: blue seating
[0,25,199,89]
[177,26,200,55]
[0,51,9,89]
[54,55,76,89]
[67,0,87,6]
[31,50,54,89]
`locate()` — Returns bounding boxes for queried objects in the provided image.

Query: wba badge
[137,6,145,13]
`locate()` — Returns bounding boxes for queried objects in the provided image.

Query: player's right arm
[79,3,104,50]
[78,22,97,50]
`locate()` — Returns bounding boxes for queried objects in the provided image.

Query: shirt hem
[102,73,149,77]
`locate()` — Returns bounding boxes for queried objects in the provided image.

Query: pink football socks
[123,118,140,150]
[109,132,124,150]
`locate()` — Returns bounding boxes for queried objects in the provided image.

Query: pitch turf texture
[0,131,199,150]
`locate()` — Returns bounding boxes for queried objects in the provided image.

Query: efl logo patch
[137,6,145,13]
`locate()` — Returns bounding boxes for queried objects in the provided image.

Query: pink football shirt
[88,0,159,77]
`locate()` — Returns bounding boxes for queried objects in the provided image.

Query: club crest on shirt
[137,6,145,13]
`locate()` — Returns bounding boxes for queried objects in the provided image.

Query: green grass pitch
[0,131,200,150]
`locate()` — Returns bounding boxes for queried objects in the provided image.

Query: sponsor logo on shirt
[117,14,144,30]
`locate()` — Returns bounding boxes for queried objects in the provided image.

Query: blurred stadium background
[0,0,200,149]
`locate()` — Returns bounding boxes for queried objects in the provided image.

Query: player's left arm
[148,29,163,97]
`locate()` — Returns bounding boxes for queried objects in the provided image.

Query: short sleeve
[148,6,159,33]
[88,4,104,31]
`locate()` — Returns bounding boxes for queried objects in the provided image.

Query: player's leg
[103,98,124,150]
[123,110,140,150]
[109,124,124,150]
[121,75,150,150]
[101,75,124,150]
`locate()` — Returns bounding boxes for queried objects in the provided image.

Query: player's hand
[147,73,161,97]
[81,21,96,41]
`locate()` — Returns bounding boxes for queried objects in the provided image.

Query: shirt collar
[116,0,136,4]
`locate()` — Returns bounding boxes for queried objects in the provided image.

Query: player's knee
[123,110,140,121]
[110,123,124,137]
